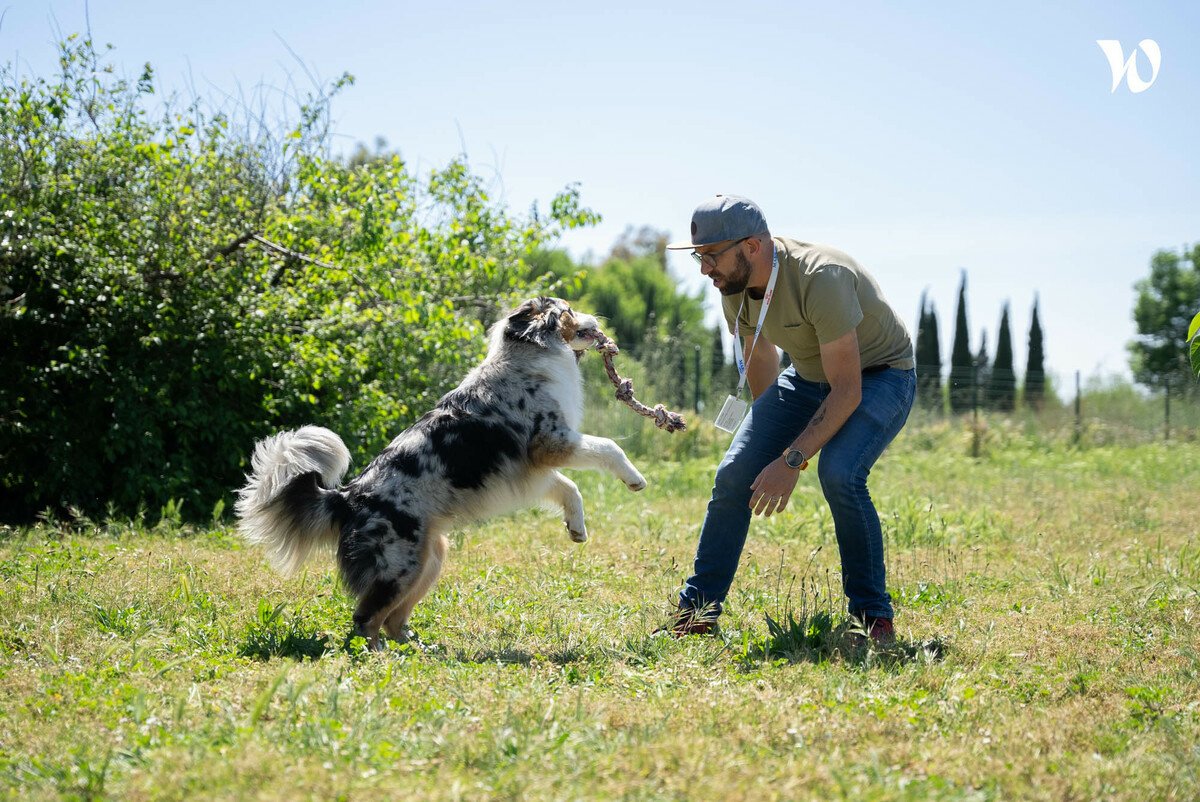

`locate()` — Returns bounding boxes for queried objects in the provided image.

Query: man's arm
[747,328,863,517]
[744,334,781,399]
[785,328,863,461]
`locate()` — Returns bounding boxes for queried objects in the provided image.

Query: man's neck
[745,241,775,300]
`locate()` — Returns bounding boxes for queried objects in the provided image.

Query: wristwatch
[782,448,809,470]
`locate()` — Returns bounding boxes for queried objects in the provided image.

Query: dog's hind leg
[383,531,450,642]
[352,576,408,652]
[545,471,587,543]
[564,434,647,492]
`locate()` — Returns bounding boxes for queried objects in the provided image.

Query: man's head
[666,194,769,251]
[667,195,772,296]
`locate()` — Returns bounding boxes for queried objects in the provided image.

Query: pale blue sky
[5,1,1197,390]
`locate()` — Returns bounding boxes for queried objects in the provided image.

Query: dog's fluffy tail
[235,425,352,576]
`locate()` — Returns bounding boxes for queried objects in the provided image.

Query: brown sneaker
[656,606,719,638]
[846,614,895,646]
[867,616,895,644]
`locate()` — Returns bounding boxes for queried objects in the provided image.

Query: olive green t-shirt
[722,237,914,383]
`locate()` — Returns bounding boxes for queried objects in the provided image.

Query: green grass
[1,420,1198,801]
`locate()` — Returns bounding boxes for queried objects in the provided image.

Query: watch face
[785,450,804,468]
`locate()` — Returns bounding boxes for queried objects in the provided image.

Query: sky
[4,1,1197,392]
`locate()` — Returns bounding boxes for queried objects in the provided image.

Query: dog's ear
[506,298,541,329]
[559,307,579,342]
[504,297,562,347]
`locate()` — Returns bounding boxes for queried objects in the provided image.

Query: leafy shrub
[0,37,595,521]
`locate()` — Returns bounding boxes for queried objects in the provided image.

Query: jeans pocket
[860,370,915,427]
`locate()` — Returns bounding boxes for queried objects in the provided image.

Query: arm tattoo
[808,404,828,430]
[793,403,829,449]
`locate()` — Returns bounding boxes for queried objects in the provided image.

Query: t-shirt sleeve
[802,265,863,343]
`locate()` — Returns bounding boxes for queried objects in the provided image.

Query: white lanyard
[730,245,780,397]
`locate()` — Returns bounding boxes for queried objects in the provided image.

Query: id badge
[713,395,749,433]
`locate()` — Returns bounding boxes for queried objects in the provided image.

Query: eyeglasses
[691,238,748,268]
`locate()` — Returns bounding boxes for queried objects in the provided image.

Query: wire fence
[581,345,1200,458]
[924,369,1200,446]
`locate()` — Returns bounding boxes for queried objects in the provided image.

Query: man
[664,195,915,642]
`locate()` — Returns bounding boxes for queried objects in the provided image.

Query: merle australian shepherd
[235,297,646,649]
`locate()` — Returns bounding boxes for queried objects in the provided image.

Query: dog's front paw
[568,525,588,543]
[625,474,647,492]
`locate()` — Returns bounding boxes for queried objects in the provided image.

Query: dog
[234,297,647,649]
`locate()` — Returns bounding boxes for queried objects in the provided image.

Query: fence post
[971,363,980,458]
[694,345,702,413]
[678,350,687,410]
[1080,372,1089,441]
[1165,375,1170,442]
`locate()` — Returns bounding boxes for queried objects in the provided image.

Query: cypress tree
[926,302,945,410]
[914,292,943,411]
[1025,295,1046,408]
[988,302,1016,411]
[927,301,944,411]
[975,330,991,408]
[914,290,928,367]
[949,271,973,413]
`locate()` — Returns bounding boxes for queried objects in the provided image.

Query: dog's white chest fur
[544,350,584,431]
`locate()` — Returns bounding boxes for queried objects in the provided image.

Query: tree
[949,271,973,413]
[609,225,669,271]
[0,37,596,522]
[974,330,990,409]
[987,302,1016,411]
[1129,245,1200,392]
[528,238,716,409]
[914,292,943,411]
[1025,295,1046,409]
[581,251,711,409]
[574,254,705,355]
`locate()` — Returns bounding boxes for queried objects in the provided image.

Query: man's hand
[749,457,802,517]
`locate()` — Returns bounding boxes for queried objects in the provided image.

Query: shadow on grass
[733,610,949,670]
[237,600,332,661]
[238,626,331,661]
[447,645,592,666]
[234,606,601,666]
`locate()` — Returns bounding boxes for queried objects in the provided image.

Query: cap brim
[667,237,729,250]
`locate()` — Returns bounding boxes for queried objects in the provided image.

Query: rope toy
[583,331,687,433]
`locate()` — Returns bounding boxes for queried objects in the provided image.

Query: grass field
[1,419,1197,801]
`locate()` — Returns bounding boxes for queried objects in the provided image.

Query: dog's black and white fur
[235,297,646,649]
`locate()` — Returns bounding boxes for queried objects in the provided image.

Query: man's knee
[713,451,758,501]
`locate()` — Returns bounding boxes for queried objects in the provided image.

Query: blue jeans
[681,366,916,620]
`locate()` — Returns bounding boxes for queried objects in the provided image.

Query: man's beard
[719,251,754,296]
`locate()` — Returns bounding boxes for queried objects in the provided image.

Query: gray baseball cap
[666,194,770,250]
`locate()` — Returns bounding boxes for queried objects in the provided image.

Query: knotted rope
[586,331,687,433]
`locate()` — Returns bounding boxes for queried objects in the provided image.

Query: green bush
[0,37,595,522]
